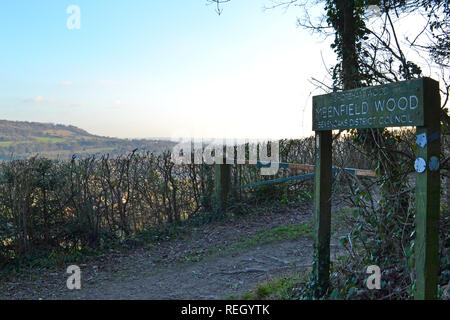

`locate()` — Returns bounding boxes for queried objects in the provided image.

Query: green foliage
[325,0,369,89]
[296,271,324,300]
[233,222,314,251]
[243,275,302,300]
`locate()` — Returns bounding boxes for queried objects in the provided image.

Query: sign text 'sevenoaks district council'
[313,79,425,131]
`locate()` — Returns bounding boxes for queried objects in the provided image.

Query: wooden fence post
[313,130,332,296]
[415,78,440,300]
[214,161,231,213]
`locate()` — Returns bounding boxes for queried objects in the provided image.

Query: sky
[0,1,432,140]
[0,0,338,140]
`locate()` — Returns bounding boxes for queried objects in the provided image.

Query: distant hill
[0,120,93,140]
[0,119,176,160]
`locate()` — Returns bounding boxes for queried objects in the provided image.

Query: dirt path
[64,239,317,300]
[1,199,347,300]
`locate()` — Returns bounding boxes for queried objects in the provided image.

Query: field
[0,119,175,160]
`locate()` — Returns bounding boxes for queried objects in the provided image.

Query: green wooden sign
[311,77,441,300]
[313,78,425,131]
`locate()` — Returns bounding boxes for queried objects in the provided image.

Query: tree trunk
[336,0,358,90]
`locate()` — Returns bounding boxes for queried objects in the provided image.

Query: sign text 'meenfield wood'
[313,79,424,131]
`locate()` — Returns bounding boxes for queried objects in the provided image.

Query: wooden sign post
[312,78,441,299]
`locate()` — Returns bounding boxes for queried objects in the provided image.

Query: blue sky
[0,0,335,139]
